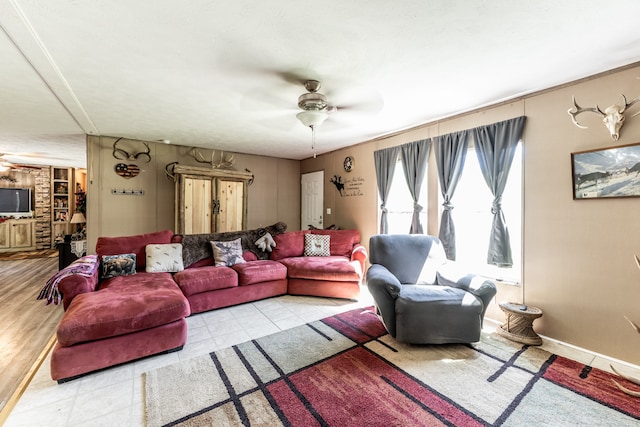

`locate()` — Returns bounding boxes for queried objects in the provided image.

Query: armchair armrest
[436,262,497,310]
[366,263,402,337]
[351,244,368,274]
[366,264,401,297]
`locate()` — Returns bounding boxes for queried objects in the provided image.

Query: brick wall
[34,168,51,249]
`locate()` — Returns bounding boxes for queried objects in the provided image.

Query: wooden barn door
[216,179,245,232]
[182,177,213,234]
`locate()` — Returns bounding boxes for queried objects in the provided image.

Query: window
[452,143,522,283]
[386,157,428,234]
[379,141,522,284]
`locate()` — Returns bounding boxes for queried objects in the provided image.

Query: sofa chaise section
[51,230,190,382]
[270,229,366,300]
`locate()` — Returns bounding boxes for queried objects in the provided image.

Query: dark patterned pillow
[304,234,330,256]
[101,253,136,279]
[211,238,246,267]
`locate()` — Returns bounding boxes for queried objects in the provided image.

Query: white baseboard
[484,318,640,371]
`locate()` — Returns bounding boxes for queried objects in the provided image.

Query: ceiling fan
[292,78,384,155]
[295,80,337,128]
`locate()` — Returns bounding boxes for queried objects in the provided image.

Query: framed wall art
[571,142,640,199]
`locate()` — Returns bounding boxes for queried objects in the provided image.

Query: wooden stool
[496,302,543,345]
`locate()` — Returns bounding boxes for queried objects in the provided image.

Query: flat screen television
[0,187,33,217]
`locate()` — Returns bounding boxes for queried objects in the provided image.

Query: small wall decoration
[571,141,640,199]
[111,188,144,196]
[112,138,151,162]
[330,174,364,197]
[343,155,354,172]
[115,163,140,179]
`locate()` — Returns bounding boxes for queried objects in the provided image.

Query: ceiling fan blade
[273,70,314,87]
[253,114,301,132]
[335,96,384,115]
[10,164,43,169]
[1,151,68,161]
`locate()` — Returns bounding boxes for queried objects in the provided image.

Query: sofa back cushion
[96,230,174,270]
[311,229,360,257]
[270,229,361,260]
[270,230,308,260]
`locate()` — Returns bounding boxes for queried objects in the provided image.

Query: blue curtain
[434,131,470,260]
[374,146,401,234]
[400,139,432,234]
[471,116,526,267]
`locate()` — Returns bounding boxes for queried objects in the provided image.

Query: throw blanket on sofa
[179,222,287,267]
[37,255,99,305]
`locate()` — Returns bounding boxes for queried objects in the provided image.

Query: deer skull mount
[568,94,640,141]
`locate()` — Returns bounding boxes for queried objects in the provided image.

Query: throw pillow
[211,238,246,267]
[145,243,184,273]
[304,234,331,257]
[95,230,173,270]
[101,253,136,279]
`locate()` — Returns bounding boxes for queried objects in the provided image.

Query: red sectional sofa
[50,226,366,382]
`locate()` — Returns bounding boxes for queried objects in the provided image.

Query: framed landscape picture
[571,142,640,199]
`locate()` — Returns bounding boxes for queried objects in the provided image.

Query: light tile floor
[5,288,640,426]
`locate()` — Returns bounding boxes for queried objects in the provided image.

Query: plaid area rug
[144,307,640,426]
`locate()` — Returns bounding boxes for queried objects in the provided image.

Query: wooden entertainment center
[0,218,36,252]
[0,166,86,252]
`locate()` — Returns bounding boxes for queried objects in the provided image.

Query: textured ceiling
[1,0,640,169]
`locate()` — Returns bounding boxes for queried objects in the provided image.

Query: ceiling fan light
[296,110,329,128]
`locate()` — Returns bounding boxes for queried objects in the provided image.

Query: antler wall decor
[164,163,253,186]
[189,148,235,169]
[568,94,640,141]
[112,138,152,162]
[609,254,640,398]
[164,162,178,182]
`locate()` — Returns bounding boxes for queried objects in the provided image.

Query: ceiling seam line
[4,0,100,135]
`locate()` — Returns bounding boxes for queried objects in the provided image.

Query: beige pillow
[145,243,184,273]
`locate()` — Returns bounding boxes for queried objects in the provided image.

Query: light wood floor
[0,257,62,413]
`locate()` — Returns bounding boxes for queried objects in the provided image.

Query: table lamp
[70,212,86,237]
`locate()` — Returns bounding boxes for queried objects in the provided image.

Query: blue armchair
[366,234,497,344]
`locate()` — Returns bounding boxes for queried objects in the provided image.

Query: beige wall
[302,64,640,366]
[86,136,300,253]
[84,65,640,365]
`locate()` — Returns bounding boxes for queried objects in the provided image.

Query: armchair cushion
[436,262,497,309]
[368,234,446,285]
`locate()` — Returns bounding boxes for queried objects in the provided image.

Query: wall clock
[343,155,354,172]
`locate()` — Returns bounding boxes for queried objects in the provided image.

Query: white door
[301,171,323,229]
